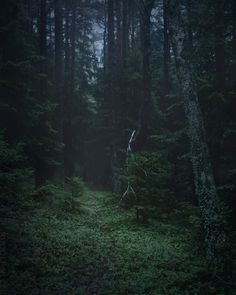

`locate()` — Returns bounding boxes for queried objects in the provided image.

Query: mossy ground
[2,189,233,295]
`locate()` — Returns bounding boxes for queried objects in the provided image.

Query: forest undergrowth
[2,184,234,295]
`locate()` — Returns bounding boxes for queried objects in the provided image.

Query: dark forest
[0,0,236,294]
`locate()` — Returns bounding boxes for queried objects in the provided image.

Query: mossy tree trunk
[168,0,230,281]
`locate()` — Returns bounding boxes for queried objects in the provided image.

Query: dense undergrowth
[1,182,234,295]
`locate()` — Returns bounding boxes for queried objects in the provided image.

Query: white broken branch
[120,130,137,204]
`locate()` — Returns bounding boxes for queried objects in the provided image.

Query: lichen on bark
[168,0,230,282]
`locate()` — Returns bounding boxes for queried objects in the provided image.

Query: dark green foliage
[0,135,32,204]
[4,190,227,295]
[66,176,85,199]
[31,177,85,212]
[127,151,175,217]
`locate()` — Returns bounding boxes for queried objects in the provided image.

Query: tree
[54,0,64,179]
[136,0,155,148]
[63,0,76,179]
[163,0,170,93]
[168,0,230,281]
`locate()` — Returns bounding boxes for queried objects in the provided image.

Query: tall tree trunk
[214,0,225,92]
[70,6,76,96]
[232,0,236,89]
[55,0,63,92]
[115,0,122,74]
[137,0,154,147]
[103,0,108,75]
[39,0,47,58]
[169,0,230,282]
[63,1,74,179]
[122,0,129,128]
[233,0,236,52]
[122,0,128,70]
[35,0,47,186]
[54,0,64,179]
[64,1,70,97]
[186,0,193,51]
[107,0,115,78]
[130,0,136,49]
[26,0,33,32]
[39,0,47,95]
[163,0,170,94]
[102,0,115,187]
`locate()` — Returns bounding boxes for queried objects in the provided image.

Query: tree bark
[39,0,47,58]
[103,0,115,187]
[137,0,154,147]
[232,0,236,89]
[54,0,64,179]
[54,0,63,93]
[63,0,75,179]
[163,0,170,93]
[169,0,229,280]
[39,0,47,96]
[214,0,225,92]
[122,0,128,70]
[35,0,47,186]
[115,0,122,74]
[70,5,76,96]
[107,0,115,78]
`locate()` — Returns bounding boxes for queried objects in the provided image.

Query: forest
[0,0,236,294]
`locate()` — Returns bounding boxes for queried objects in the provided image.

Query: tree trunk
[103,0,108,75]
[231,0,236,90]
[169,0,229,281]
[39,0,47,58]
[130,0,136,49]
[26,0,33,32]
[115,0,122,74]
[122,0,128,70]
[63,1,75,179]
[39,0,47,96]
[233,0,236,53]
[107,0,115,78]
[70,6,76,96]
[103,0,115,187]
[214,0,225,92]
[64,1,70,98]
[163,0,170,93]
[121,0,129,132]
[137,0,154,147]
[186,0,193,52]
[55,0,63,93]
[54,0,64,179]
[35,0,47,186]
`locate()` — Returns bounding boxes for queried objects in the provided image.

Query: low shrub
[66,176,85,198]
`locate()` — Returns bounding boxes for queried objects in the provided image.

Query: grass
[2,188,233,295]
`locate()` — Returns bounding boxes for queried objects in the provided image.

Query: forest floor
[4,189,232,295]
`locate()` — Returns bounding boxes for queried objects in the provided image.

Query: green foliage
[66,176,85,198]
[32,179,84,212]
[32,182,60,202]
[5,190,226,295]
[127,151,175,217]
[0,135,32,204]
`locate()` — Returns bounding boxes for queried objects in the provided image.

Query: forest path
[8,189,207,295]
